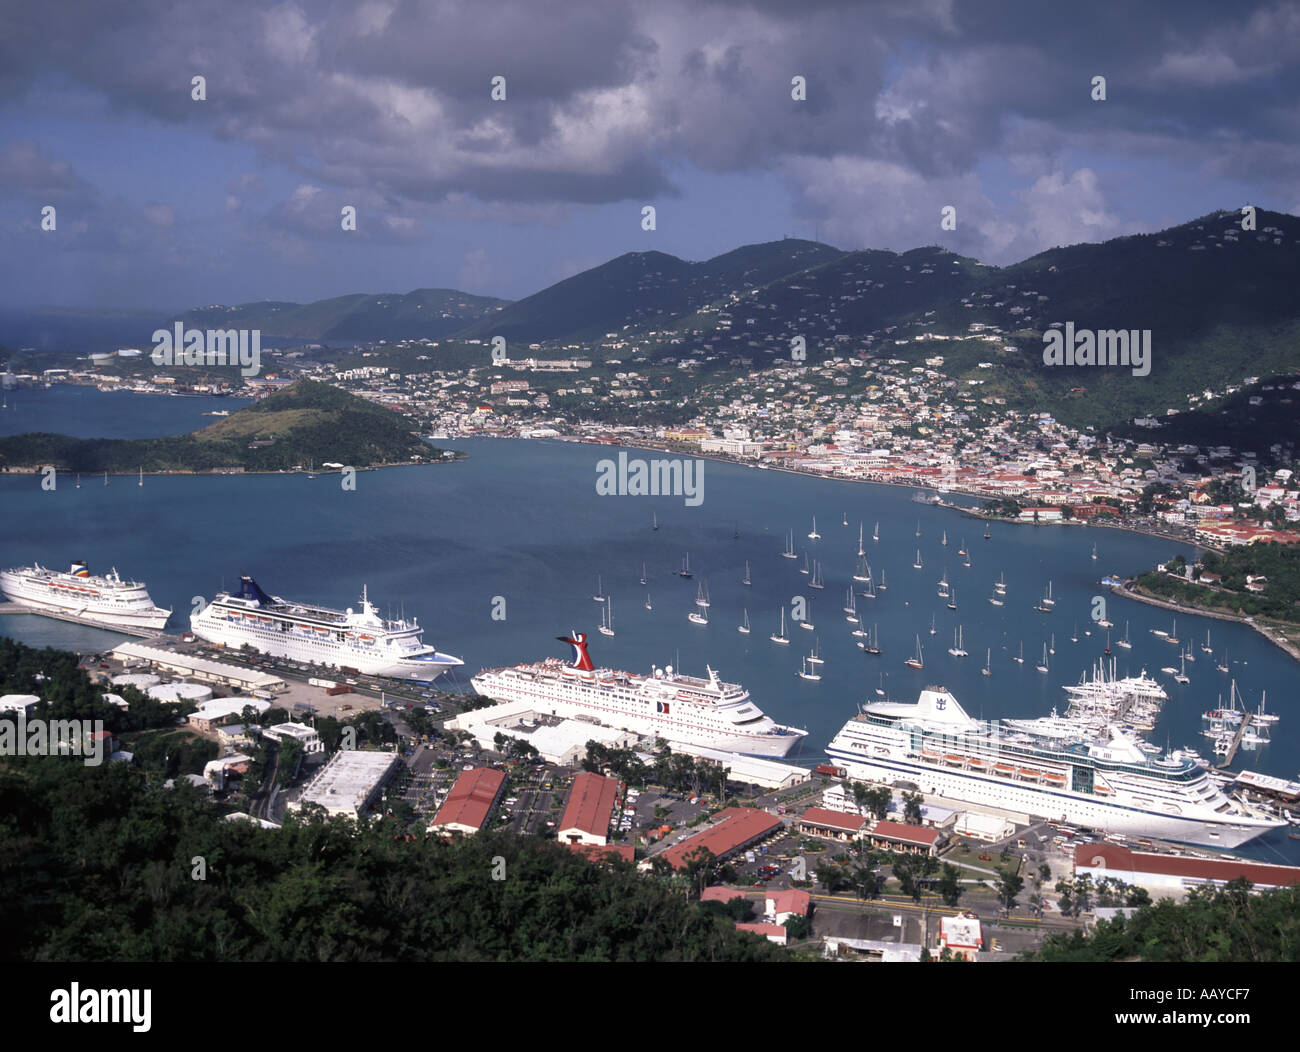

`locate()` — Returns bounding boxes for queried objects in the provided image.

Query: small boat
[858,623,881,655]
[915,520,922,538]
[1035,644,1048,674]
[694,581,710,609]
[937,571,950,598]
[1116,621,1133,650]
[842,512,848,527]
[781,530,797,560]
[913,549,923,570]
[844,587,859,624]
[857,524,866,558]
[853,555,870,583]
[598,598,615,637]
[957,539,967,557]
[652,512,659,531]
[1014,642,1025,665]
[948,626,968,658]
[742,561,752,586]
[808,639,824,666]
[984,523,991,539]
[1201,630,1213,655]
[1042,581,1056,608]
[877,569,887,592]
[687,603,708,626]
[798,655,821,682]
[1049,633,1055,655]
[929,613,937,636]
[1165,618,1180,645]
[873,522,880,543]
[988,591,1004,606]
[592,575,606,602]
[738,608,750,634]
[645,593,652,611]
[1070,623,1079,644]
[678,553,694,579]
[982,648,991,677]
[808,516,820,540]
[905,636,924,669]
[138,467,143,487]
[1091,543,1098,561]
[947,587,957,611]
[75,474,80,489]
[640,561,647,586]
[800,551,810,575]
[799,618,815,630]
[809,561,824,589]
[995,572,1006,594]
[941,530,948,547]
[1174,654,1189,684]
[770,608,790,645]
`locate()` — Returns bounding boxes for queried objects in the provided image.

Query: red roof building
[1074,843,1300,892]
[867,820,943,856]
[798,807,868,841]
[654,807,782,870]
[567,842,635,865]
[736,921,788,946]
[557,771,620,846]
[766,889,812,922]
[427,767,506,836]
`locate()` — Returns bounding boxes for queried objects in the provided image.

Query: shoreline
[1107,582,1300,665]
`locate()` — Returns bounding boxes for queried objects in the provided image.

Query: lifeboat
[944,754,966,767]
[1042,771,1067,786]
[967,756,988,770]
[921,749,941,762]
[1094,783,1113,795]
[1017,768,1041,781]
[993,763,1015,777]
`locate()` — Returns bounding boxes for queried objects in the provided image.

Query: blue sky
[1,0,1298,311]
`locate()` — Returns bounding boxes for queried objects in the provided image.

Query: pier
[1215,713,1254,770]
[0,602,161,638]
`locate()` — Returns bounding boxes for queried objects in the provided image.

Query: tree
[938,863,962,907]
[996,866,1023,912]
[903,791,924,825]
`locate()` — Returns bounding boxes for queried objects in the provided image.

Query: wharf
[1215,713,1254,770]
[0,602,161,638]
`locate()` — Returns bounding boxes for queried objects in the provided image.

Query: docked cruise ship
[0,560,171,631]
[471,633,808,757]
[190,576,462,681]
[826,685,1284,848]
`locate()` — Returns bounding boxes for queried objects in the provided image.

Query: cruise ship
[471,633,808,757]
[0,560,171,631]
[825,685,1284,848]
[190,576,462,681]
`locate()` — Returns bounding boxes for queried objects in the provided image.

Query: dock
[1215,713,1254,769]
[0,602,162,638]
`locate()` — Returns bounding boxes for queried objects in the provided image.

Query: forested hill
[0,379,441,473]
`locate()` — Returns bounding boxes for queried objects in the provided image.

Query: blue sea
[1,389,1297,863]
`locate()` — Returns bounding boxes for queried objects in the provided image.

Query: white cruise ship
[825,686,1284,849]
[471,633,808,757]
[190,576,462,681]
[1,560,171,631]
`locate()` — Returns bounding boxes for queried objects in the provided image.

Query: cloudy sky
[2,0,1298,310]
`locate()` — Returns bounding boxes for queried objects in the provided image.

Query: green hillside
[0,379,439,473]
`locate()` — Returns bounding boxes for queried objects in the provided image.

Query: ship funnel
[70,560,89,578]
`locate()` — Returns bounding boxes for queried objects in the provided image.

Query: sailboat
[842,512,848,527]
[929,613,937,636]
[860,574,877,600]
[915,520,922,538]
[937,570,950,598]
[1048,633,1055,655]
[103,471,108,486]
[770,608,790,645]
[905,636,924,670]
[738,608,751,634]
[75,473,81,489]
[873,522,880,543]
[857,524,866,557]
[809,561,824,590]
[947,587,957,611]
[678,553,694,579]
[1201,629,1213,655]
[941,530,947,547]
[687,583,709,625]
[1014,642,1025,665]
[877,569,887,592]
[592,575,606,602]
[781,530,797,559]
[1043,581,1056,608]
[995,572,1006,594]
[853,555,870,583]
[844,587,859,623]
[742,561,752,586]
[645,592,653,611]
[858,623,881,655]
[875,672,887,696]
[948,626,968,658]
[1217,650,1229,673]
[957,539,967,557]
[800,551,810,575]
[1035,644,1049,674]
[1174,653,1189,684]
[913,549,923,570]
[984,523,991,539]
[1165,618,1179,645]
[808,639,825,666]
[1091,543,1098,561]
[1070,623,1079,644]
[808,517,820,540]
[640,561,647,586]
[799,614,815,630]
[598,598,615,637]
[982,648,991,677]
[988,588,1004,607]
[1116,621,1133,649]
[138,467,143,487]
[798,655,822,682]
[652,512,659,531]
[1033,584,1053,613]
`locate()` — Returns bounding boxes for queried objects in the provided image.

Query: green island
[0,379,451,474]
[1133,544,1300,626]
